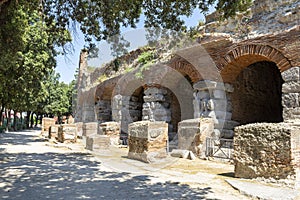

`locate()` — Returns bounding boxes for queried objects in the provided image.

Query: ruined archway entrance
[231,61,283,124]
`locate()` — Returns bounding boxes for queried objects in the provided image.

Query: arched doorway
[231,61,283,124]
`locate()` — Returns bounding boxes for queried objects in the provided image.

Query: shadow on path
[0,131,217,200]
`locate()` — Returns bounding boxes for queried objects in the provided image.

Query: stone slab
[282,93,300,108]
[282,67,300,82]
[282,81,300,93]
[226,179,298,200]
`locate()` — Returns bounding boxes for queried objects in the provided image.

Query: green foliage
[98,74,108,83]
[137,51,156,65]
[135,62,153,80]
[41,71,75,117]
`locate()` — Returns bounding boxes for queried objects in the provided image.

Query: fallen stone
[170,149,190,159]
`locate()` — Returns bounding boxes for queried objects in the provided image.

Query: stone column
[112,94,123,123]
[281,67,300,121]
[142,86,171,124]
[193,80,238,139]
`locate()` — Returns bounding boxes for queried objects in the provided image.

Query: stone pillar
[128,121,168,163]
[178,118,214,158]
[281,67,300,121]
[112,94,123,123]
[142,86,171,124]
[193,80,238,139]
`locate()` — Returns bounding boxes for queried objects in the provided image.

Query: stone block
[193,81,234,92]
[214,119,239,130]
[214,111,232,120]
[220,129,234,139]
[282,81,300,93]
[282,67,300,82]
[128,121,168,163]
[193,80,217,91]
[143,94,165,102]
[83,122,98,136]
[282,93,300,108]
[99,122,120,146]
[283,107,300,120]
[49,125,59,139]
[86,135,110,151]
[57,124,77,143]
[213,89,226,99]
[208,99,231,111]
[234,123,300,186]
[42,117,55,136]
[197,91,210,99]
[75,122,83,137]
[178,118,214,157]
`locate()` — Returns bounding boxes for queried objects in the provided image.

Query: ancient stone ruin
[74,0,300,188]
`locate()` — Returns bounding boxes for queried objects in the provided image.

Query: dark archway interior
[130,87,144,122]
[231,61,283,124]
[165,88,181,133]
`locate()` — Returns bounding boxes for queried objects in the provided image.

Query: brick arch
[94,76,121,102]
[219,44,292,83]
[168,57,202,83]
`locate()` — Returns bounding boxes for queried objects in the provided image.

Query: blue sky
[55,9,207,83]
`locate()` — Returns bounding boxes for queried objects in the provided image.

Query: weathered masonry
[74,0,300,187]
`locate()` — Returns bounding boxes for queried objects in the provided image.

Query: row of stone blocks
[127,118,215,163]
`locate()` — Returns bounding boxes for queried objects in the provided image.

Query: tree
[0,1,71,127]
[1,0,252,49]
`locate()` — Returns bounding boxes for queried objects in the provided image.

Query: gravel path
[0,129,251,200]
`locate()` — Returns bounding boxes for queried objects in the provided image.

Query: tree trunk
[6,109,10,132]
[0,105,4,126]
[35,112,39,127]
[13,111,17,131]
[26,111,31,129]
[30,112,34,128]
[39,114,43,125]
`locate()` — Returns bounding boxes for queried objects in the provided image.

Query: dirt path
[0,130,252,200]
